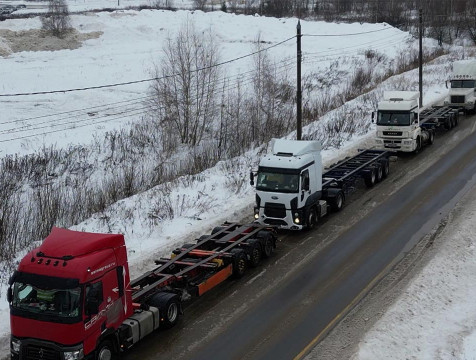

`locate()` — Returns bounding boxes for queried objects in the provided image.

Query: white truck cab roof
[259,139,321,170]
[379,91,419,111]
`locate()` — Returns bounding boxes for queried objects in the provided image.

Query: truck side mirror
[371,112,375,123]
[414,113,418,122]
[7,287,12,303]
[445,80,448,89]
[303,178,310,191]
[249,171,254,186]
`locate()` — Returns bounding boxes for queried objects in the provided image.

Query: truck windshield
[377,111,411,126]
[451,80,475,88]
[256,170,299,193]
[11,282,81,320]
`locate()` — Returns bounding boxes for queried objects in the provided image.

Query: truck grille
[264,218,287,226]
[25,345,60,360]
[451,95,465,103]
[383,131,402,136]
[264,203,286,218]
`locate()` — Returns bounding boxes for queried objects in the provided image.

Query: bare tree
[193,0,207,10]
[149,20,221,146]
[41,0,72,38]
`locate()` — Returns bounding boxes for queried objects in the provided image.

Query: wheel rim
[238,258,246,273]
[98,347,112,360]
[308,210,316,228]
[378,167,383,179]
[371,171,376,183]
[167,302,178,323]
[337,194,342,209]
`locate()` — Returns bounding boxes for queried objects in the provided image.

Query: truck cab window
[301,170,309,191]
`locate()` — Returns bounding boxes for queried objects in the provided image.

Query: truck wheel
[247,239,262,267]
[414,137,422,154]
[231,248,247,278]
[428,130,434,145]
[148,292,181,329]
[364,168,376,187]
[96,340,115,360]
[379,159,390,179]
[330,191,345,212]
[262,235,275,258]
[306,208,318,230]
[375,164,383,183]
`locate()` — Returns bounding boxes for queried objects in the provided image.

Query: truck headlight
[64,347,84,360]
[293,212,300,224]
[11,338,20,353]
[253,207,259,220]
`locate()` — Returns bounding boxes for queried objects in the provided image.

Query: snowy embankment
[353,185,476,360]
[0,6,470,358]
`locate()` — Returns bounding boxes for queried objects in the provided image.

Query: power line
[303,26,399,37]
[0,36,296,97]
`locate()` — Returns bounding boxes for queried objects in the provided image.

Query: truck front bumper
[254,207,304,230]
[11,336,84,360]
[375,137,415,152]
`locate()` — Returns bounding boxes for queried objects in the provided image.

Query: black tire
[148,292,180,329]
[330,191,345,212]
[197,234,209,243]
[306,207,318,230]
[379,159,390,179]
[414,136,422,154]
[428,130,434,145]
[374,164,383,183]
[247,239,262,267]
[96,340,115,360]
[364,168,376,187]
[211,226,226,235]
[231,248,247,278]
[257,231,275,258]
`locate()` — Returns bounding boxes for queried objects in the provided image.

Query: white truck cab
[374,91,426,152]
[444,61,476,113]
[252,139,325,230]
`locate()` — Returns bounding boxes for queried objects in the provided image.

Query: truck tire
[329,191,345,212]
[414,136,422,154]
[379,159,390,179]
[148,292,180,329]
[306,207,318,230]
[364,168,376,187]
[374,164,383,183]
[257,231,275,258]
[231,248,247,278]
[247,239,262,267]
[96,340,115,360]
[211,226,226,235]
[428,130,434,145]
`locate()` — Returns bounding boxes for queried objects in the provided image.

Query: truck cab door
[300,170,310,203]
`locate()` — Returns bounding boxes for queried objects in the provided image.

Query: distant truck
[250,139,390,230]
[9,224,276,360]
[374,91,458,153]
[444,60,476,113]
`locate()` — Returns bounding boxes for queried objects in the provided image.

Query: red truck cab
[8,227,133,360]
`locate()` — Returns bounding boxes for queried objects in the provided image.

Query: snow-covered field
[0,5,475,360]
[0,10,412,156]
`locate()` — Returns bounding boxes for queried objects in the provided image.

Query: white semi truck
[374,91,458,153]
[444,60,476,113]
[250,139,390,230]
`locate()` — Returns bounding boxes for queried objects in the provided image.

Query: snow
[0,10,410,156]
[354,187,476,360]
[0,4,475,360]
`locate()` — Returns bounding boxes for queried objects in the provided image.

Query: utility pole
[297,20,302,141]
[419,8,423,107]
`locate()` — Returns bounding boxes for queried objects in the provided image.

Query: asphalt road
[123,113,476,360]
